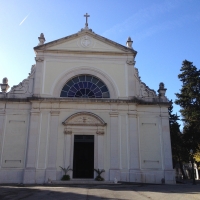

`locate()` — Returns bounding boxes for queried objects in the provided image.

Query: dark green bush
[61,175,70,181]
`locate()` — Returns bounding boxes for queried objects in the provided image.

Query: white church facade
[0,16,175,184]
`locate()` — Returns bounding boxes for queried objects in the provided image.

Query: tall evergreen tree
[175,60,200,153]
[168,100,187,178]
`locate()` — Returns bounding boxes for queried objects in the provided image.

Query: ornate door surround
[62,112,106,179]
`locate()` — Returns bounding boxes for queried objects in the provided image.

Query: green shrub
[59,166,73,181]
[61,175,70,181]
[94,169,105,181]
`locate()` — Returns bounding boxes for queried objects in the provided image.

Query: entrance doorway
[73,135,94,178]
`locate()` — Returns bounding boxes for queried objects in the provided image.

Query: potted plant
[94,169,105,181]
[59,166,73,181]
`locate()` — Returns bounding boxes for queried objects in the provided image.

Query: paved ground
[0,183,200,200]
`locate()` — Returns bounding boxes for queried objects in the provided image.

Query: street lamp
[190,149,196,185]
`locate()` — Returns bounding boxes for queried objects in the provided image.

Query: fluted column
[109,111,120,181]
[23,110,40,184]
[45,111,60,181]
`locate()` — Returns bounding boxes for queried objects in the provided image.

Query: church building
[0,14,175,184]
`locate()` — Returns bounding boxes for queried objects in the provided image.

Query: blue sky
[0,0,200,124]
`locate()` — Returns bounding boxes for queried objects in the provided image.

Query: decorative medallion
[81,35,91,48]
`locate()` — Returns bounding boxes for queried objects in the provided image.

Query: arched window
[60,75,110,98]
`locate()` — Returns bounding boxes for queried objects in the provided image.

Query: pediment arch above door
[62,112,106,135]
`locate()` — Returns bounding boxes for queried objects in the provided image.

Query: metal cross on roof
[84,13,90,28]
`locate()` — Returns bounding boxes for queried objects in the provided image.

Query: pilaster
[160,113,175,184]
[23,110,40,184]
[126,61,135,97]
[0,110,5,168]
[33,57,44,96]
[109,111,120,181]
[45,111,60,181]
[97,131,104,170]
[64,129,72,169]
[128,111,140,169]
[161,114,173,170]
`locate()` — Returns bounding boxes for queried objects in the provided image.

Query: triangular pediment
[34,30,136,55]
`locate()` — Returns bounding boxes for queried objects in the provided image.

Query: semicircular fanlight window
[60,75,110,98]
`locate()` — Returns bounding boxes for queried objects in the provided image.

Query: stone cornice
[35,49,135,56]
[0,97,170,106]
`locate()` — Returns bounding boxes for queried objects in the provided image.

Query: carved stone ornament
[63,112,106,135]
[96,131,104,135]
[64,128,72,134]
[140,82,157,98]
[81,35,92,48]
[135,68,140,79]
[0,77,10,93]
[126,37,133,48]
[157,82,167,97]
[3,77,8,84]
[8,65,35,97]
[62,112,106,127]
[9,79,29,94]
[35,57,44,62]
[38,33,45,46]
[126,60,135,65]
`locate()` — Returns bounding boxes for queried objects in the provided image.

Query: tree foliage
[175,60,200,153]
[194,149,200,162]
[168,100,188,178]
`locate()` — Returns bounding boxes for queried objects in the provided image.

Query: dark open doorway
[73,135,94,178]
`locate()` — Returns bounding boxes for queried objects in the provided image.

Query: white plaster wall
[43,58,126,98]
[1,113,28,168]
[139,117,162,169]
[48,37,124,53]
[0,100,174,184]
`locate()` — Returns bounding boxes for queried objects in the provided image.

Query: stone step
[49,180,120,185]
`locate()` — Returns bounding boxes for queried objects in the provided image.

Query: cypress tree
[168,100,187,178]
[175,60,200,152]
